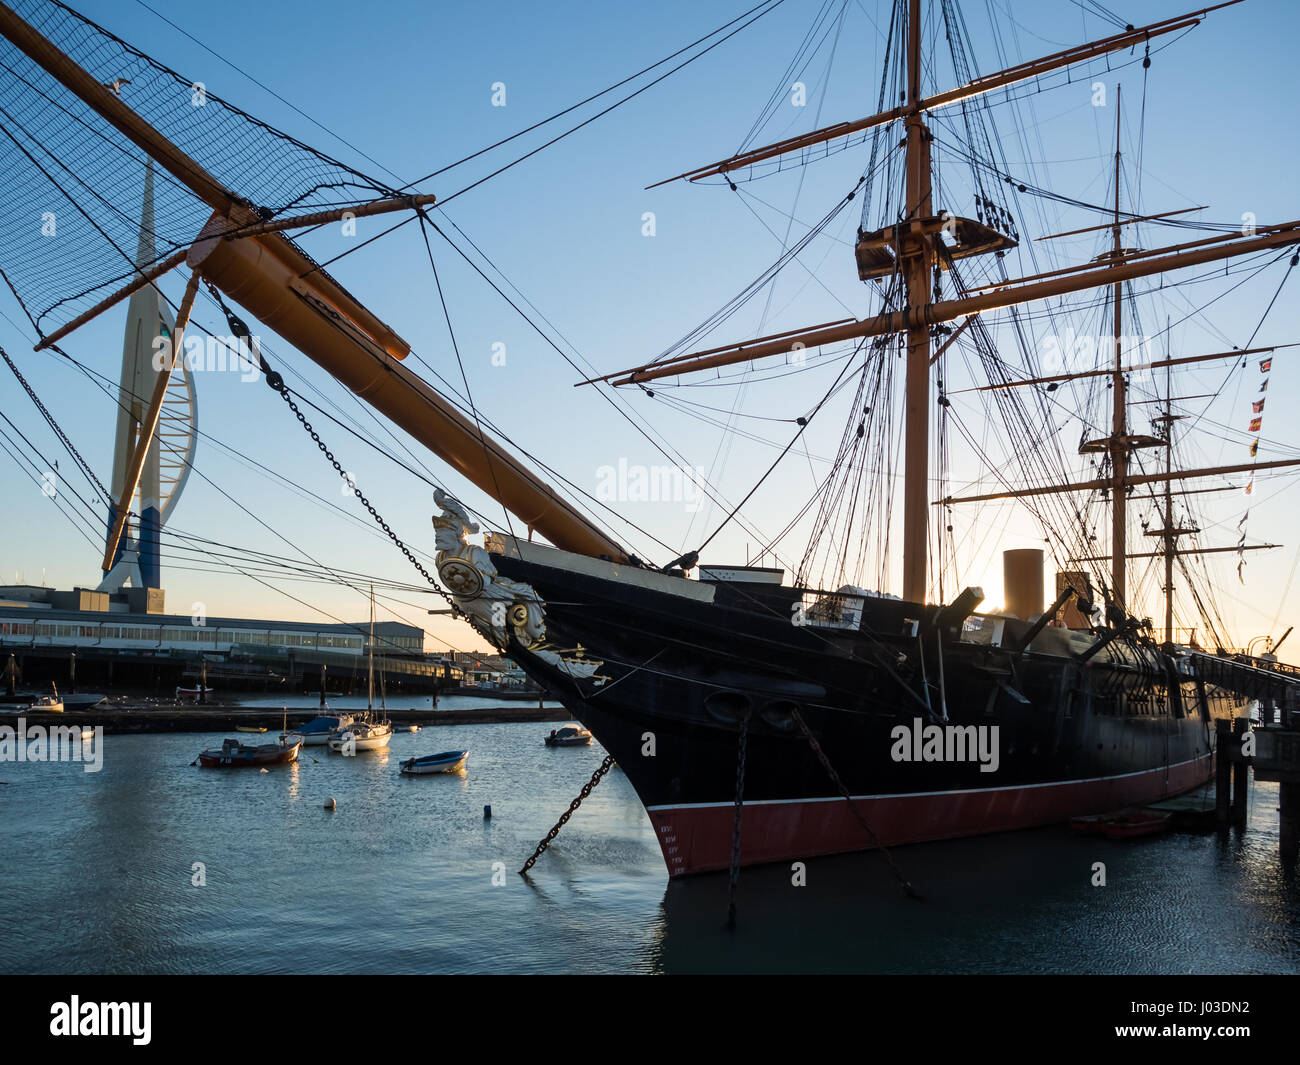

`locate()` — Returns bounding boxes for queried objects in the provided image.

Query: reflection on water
[656,810,1299,974]
[0,721,1295,973]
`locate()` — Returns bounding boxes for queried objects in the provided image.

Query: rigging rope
[0,344,112,505]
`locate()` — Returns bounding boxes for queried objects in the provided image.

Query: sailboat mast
[901,0,934,603]
[1163,347,1176,644]
[1109,87,1128,611]
[367,584,374,714]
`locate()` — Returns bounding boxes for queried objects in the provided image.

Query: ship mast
[593,4,1300,612]
[1108,88,1128,611]
[1148,320,1198,645]
[901,0,933,603]
[1160,356,1178,644]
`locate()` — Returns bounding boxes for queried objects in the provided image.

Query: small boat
[328,719,393,752]
[198,736,302,768]
[399,749,469,775]
[1070,810,1173,840]
[236,725,268,734]
[175,686,215,701]
[545,724,593,747]
[28,682,63,713]
[285,712,353,747]
[63,693,105,712]
[391,723,421,733]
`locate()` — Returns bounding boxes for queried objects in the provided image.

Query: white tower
[99,159,198,592]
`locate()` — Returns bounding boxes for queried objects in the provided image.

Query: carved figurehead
[432,489,546,648]
[431,490,607,683]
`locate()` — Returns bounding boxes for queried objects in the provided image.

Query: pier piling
[1232,718,1250,826]
[1253,689,1300,863]
[1216,719,1232,826]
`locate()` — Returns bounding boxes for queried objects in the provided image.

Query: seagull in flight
[104,77,131,95]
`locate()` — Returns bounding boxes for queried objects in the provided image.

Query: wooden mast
[901,0,932,604]
[1161,354,1178,644]
[1109,88,1128,611]
[647,3,1242,188]
[587,0,1298,624]
[598,222,1300,386]
[1147,321,1200,644]
[0,1,627,564]
[941,458,1300,504]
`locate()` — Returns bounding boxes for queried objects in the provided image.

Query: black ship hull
[469,537,1236,876]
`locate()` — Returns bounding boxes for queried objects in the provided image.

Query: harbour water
[1,716,1296,974]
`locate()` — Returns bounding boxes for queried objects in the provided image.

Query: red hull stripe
[646,755,1211,877]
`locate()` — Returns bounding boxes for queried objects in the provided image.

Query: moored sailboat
[286,666,353,746]
[328,586,392,753]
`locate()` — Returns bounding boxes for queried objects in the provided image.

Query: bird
[104,77,131,95]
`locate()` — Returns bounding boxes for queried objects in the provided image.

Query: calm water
[1,719,1297,974]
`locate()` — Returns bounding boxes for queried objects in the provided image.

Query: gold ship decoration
[0,0,1296,648]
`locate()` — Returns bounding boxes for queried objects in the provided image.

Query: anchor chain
[726,709,752,929]
[790,707,920,899]
[201,279,458,610]
[519,753,616,875]
[248,361,460,615]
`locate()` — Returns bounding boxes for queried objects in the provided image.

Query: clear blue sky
[1,0,1297,655]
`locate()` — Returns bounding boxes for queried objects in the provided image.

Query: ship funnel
[1002,549,1044,620]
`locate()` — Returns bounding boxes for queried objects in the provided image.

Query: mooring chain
[726,709,752,929]
[199,279,457,610]
[790,708,919,899]
[519,754,616,875]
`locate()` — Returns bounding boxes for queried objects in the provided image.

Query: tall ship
[0,0,1296,877]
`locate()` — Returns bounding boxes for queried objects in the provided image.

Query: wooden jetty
[3,704,571,734]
